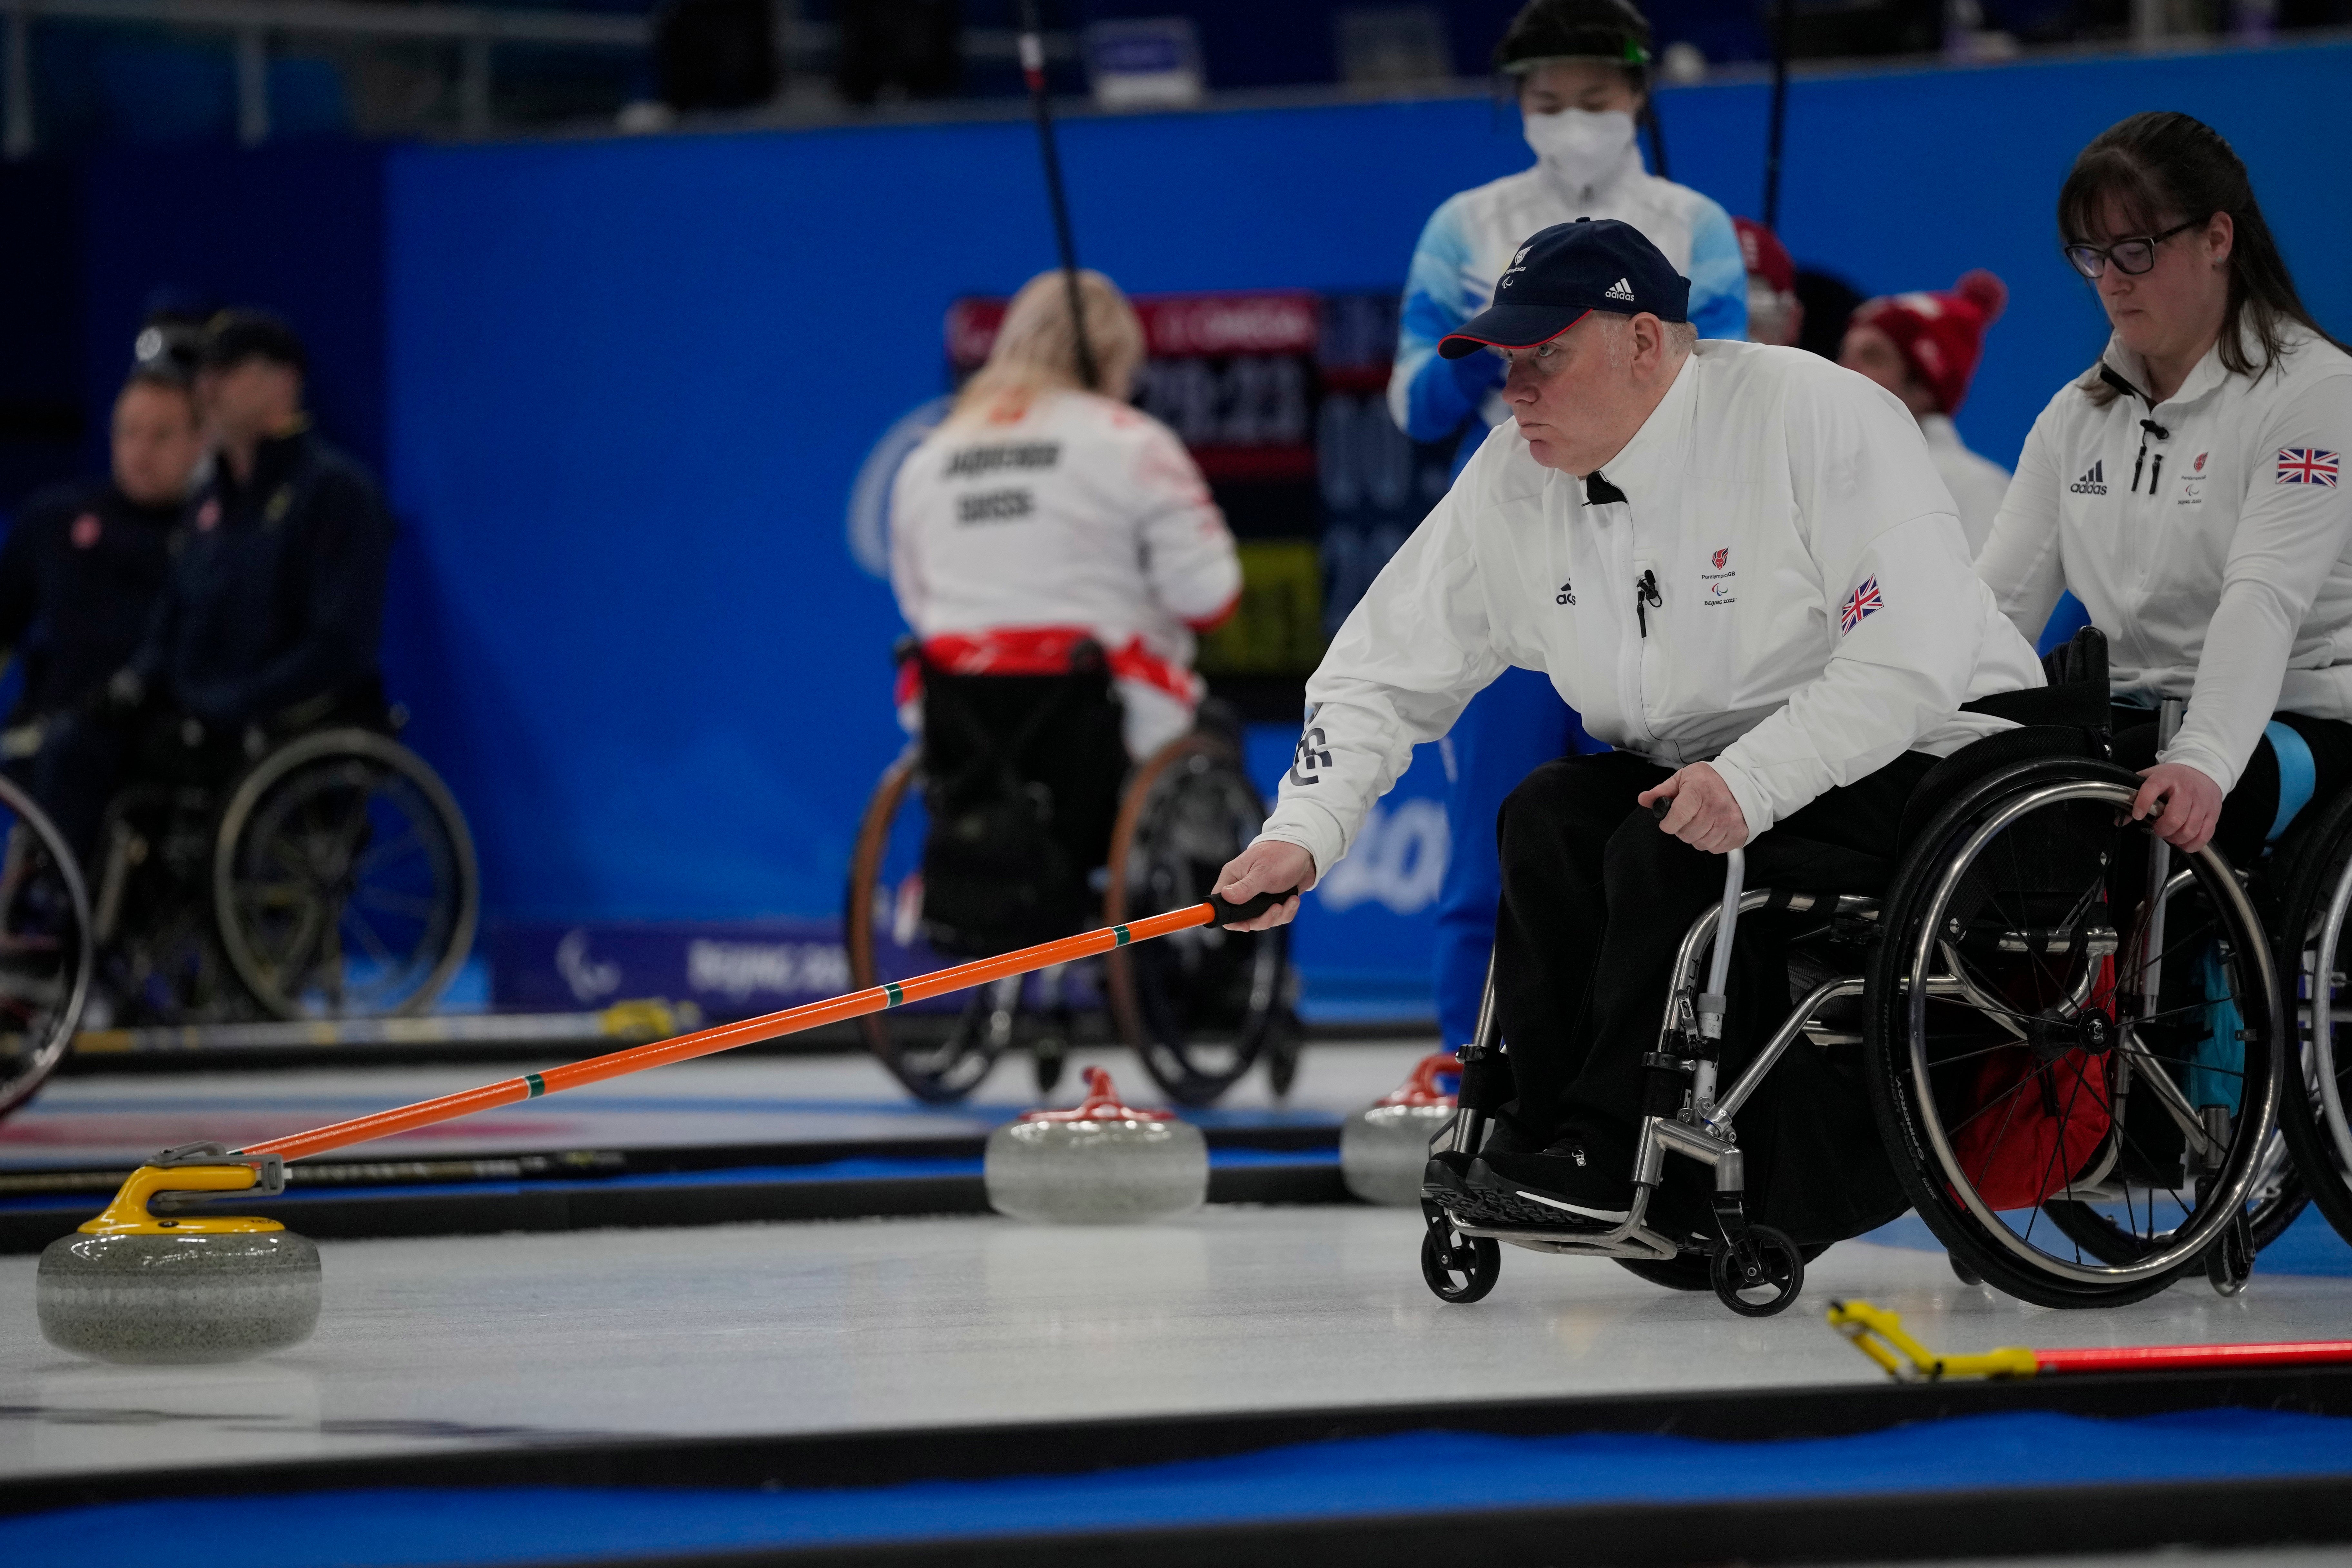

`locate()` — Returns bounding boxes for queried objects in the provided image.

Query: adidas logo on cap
[1604,277,1637,302]
[2069,459,2107,496]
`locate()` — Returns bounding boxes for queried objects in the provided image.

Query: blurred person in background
[1978,112,2352,862]
[1387,0,1747,1059]
[111,310,397,766]
[3,357,206,856]
[890,269,1241,762]
[1840,271,2012,552]
[1734,217,1803,347]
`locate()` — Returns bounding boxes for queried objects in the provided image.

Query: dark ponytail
[2057,111,2345,403]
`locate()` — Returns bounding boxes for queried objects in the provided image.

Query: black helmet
[1494,0,1653,76]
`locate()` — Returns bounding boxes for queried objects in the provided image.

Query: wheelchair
[1418,629,2288,1317]
[0,775,95,1121]
[845,645,1297,1108]
[2263,750,2352,1254]
[88,688,479,1024]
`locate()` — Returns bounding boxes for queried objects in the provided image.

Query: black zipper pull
[1635,569,1661,637]
[2132,417,2170,494]
[2150,452,2163,491]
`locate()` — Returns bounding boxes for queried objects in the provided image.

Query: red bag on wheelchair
[1949,956,2115,1211]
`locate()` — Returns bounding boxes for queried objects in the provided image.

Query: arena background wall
[18,38,2352,1019]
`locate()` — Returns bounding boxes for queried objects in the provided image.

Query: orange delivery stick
[238,889,1293,1165]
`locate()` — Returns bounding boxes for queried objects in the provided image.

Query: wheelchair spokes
[214,731,478,1020]
[1106,737,1291,1107]
[1877,770,2283,1305]
[2268,782,2352,1251]
[0,777,93,1119]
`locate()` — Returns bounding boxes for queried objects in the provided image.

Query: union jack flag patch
[2278,449,2341,487]
[1840,576,1883,634]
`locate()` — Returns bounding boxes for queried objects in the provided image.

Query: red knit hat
[1850,270,2008,415]
[1732,218,1796,295]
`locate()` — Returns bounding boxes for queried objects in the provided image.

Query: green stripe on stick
[1114,925,1130,946]
[884,981,904,1006]
[524,1072,546,1099]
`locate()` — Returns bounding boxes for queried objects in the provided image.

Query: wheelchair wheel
[0,777,93,1121]
[845,751,1009,1103]
[213,729,479,1020]
[1710,1225,1806,1317]
[2272,786,2352,1249]
[1104,734,1292,1108]
[1866,758,2285,1310]
[1420,1203,1501,1304]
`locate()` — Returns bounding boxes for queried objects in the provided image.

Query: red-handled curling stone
[1340,1053,1459,1205]
[985,1066,1208,1223]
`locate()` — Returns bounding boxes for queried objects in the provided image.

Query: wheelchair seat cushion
[1742,834,1892,896]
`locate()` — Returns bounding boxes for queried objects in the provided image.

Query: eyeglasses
[2062,218,2205,280]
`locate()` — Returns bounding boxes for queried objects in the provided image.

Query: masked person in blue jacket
[1388,0,1747,1053]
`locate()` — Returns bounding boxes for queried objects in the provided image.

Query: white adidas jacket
[1259,340,2045,875]
[1977,323,2352,792]
[891,388,1242,755]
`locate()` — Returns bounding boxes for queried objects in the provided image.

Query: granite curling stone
[39,1146,320,1365]
[1341,1053,1461,1205]
[986,1066,1207,1223]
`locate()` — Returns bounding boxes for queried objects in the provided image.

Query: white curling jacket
[1919,413,2011,557]
[1259,340,2045,874]
[890,388,1242,720]
[1977,323,2352,791]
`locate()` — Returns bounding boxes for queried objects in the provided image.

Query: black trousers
[2110,705,2352,866]
[1492,748,1934,1233]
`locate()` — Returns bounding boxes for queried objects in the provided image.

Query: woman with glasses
[1976,111,2352,861]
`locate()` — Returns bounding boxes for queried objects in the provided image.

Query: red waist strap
[898,626,1202,708]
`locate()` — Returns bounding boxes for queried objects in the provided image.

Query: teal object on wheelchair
[2192,943,2244,1115]
[2267,719,2318,842]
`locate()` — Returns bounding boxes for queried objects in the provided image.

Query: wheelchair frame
[846,724,1298,1106]
[1424,760,2284,1315]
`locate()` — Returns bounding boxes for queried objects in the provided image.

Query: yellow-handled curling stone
[36,887,1295,1363]
[38,1143,319,1364]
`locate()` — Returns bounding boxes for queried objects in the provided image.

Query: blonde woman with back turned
[890,269,1242,760]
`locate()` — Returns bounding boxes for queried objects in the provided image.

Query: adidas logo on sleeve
[1604,277,1637,303]
[2069,459,2107,496]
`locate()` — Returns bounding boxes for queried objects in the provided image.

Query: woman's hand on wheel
[1211,840,1315,930]
[2132,761,2225,854]
[1639,763,1751,853]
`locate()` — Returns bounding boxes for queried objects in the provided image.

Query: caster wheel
[1949,1252,1982,1287]
[2206,1210,2254,1298]
[1420,1210,1500,1304]
[1710,1224,1804,1317]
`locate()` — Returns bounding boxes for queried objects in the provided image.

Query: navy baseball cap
[1439,217,1691,359]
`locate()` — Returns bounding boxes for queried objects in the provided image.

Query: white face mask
[1522,107,1639,188]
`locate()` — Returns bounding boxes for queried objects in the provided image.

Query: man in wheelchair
[1215,219,2046,1237]
[71,311,397,801]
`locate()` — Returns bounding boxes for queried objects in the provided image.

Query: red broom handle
[240,899,1241,1164]
[2035,1340,2352,1374]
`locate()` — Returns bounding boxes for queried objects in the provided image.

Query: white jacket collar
[1583,347,1698,503]
[2099,317,2276,412]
